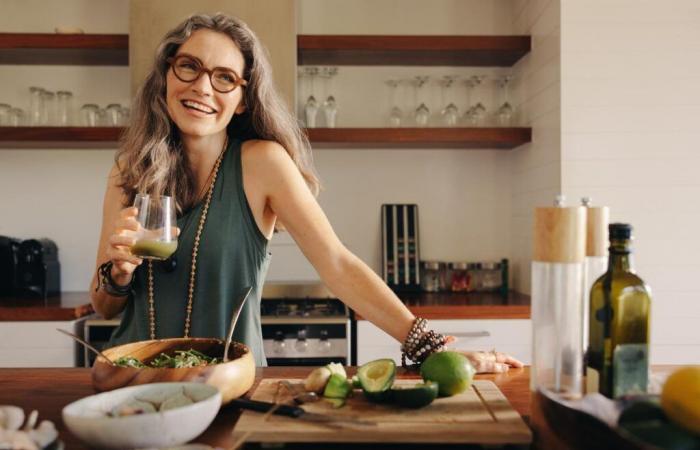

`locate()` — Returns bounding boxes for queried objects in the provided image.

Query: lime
[661,366,700,435]
[420,351,475,397]
[391,382,438,408]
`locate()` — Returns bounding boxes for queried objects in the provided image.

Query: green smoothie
[132,239,177,260]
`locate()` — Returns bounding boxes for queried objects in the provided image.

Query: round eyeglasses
[167,54,247,93]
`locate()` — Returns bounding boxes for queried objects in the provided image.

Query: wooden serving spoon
[56,328,116,366]
[223,286,253,363]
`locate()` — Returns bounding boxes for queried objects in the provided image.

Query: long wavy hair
[116,13,320,214]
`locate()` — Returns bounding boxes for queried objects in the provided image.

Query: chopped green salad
[114,349,219,368]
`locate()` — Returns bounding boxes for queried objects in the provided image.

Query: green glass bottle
[586,223,651,398]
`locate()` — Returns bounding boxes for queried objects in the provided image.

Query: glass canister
[420,261,445,292]
[480,262,503,291]
[449,262,470,292]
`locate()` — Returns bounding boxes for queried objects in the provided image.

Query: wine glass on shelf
[385,79,403,127]
[302,66,319,128]
[469,75,487,126]
[495,75,515,127]
[439,75,460,127]
[131,194,178,260]
[320,67,338,128]
[413,76,430,127]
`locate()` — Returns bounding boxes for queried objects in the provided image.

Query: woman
[90,13,522,372]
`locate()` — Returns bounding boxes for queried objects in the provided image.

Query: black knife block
[381,204,421,293]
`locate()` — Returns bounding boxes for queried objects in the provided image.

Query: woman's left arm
[250,141,522,372]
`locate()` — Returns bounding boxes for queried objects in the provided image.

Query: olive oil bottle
[586,223,651,398]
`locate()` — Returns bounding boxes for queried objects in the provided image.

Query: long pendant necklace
[147,136,228,340]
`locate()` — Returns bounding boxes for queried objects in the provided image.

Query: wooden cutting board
[232,378,532,444]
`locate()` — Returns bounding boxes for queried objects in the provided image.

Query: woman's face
[166,29,247,139]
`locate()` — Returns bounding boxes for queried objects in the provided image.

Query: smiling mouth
[181,100,217,114]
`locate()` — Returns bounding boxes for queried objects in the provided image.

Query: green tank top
[108,137,271,366]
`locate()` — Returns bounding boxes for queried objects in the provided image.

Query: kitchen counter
[0,291,93,321]
[355,290,530,320]
[0,366,530,449]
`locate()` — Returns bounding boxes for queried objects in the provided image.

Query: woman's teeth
[181,100,215,114]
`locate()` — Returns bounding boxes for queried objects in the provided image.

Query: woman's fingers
[109,234,136,248]
[120,206,138,219]
[115,217,140,233]
[458,350,522,374]
[106,246,142,266]
[501,353,524,368]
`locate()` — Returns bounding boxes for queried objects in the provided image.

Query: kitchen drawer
[357,319,531,365]
[0,321,78,349]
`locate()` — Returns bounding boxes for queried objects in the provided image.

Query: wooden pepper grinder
[581,197,609,357]
[531,195,586,397]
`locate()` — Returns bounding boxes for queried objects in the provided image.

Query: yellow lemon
[660,366,700,435]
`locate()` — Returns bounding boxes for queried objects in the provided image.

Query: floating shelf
[0,127,531,149]
[298,35,531,66]
[0,127,123,148]
[306,127,531,149]
[0,33,128,65]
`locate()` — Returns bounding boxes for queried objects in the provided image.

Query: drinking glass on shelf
[439,75,460,127]
[385,79,403,127]
[29,86,44,126]
[495,75,515,126]
[56,91,73,126]
[106,103,122,126]
[302,66,319,128]
[413,76,430,127]
[8,108,25,126]
[0,103,10,126]
[470,75,487,126]
[320,67,338,128]
[132,193,178,260]
[80,104,99,126]
[42,90,56,125]
[120,106,131,125]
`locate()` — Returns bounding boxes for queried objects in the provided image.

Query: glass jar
[480,262,503,290]
[449,262,470,292]
[420,261,445,292]
[56,91,74,126]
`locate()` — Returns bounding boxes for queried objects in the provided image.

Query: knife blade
[231,398,376,428]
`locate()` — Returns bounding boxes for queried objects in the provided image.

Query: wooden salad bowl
[92,337,255,404]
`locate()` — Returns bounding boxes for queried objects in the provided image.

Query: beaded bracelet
[96,261,133,297]
[401,317,447,367]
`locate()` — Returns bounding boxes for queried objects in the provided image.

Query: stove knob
[318,330,331,353]
[294,330,308,352]
[272,331,286,354]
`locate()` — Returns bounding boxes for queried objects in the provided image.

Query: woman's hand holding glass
[106,206,143,287]
[131,194,178,261]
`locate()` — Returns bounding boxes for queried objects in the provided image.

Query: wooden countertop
[355,290,530,320]
[0,291,94,321]
[0,366,530,449]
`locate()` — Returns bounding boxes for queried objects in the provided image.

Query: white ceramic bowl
[62,382,221,449]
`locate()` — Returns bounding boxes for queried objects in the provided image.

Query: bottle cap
[609,223,632,240]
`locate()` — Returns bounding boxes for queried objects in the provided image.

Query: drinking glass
[470,75,487,126]
[132,194,178,260]
[496,75,515,126]
[385,79,403,127]
[56,91,73,126]
[80,104,99,126]
[9,108,25,126]
[439,75,460,127]
[106,103,122,126]
[29,86,44,126]
[42,91,56,125]
[413,76,430,127]
[0,103,10,126]
[302,67,319,128]
[120,106,131,125]
[320,67,338,128]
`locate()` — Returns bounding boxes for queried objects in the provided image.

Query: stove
[261,282,350,366]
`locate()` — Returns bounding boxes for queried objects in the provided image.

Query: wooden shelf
[0,127,123,148]
[298,35,530,66]
[0,33,128,65]
[0,127,531,149]
[307,127,531,149]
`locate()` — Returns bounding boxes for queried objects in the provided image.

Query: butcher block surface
[233,378,532,445]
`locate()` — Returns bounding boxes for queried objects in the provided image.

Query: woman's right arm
[89,165,143,319]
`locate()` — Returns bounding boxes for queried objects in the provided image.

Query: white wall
[508,0,562,293]
[561,0,700,364]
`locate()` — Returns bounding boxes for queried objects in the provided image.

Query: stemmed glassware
[386,79,403,127]
[131,194,178,260]
[320,67,338,128]
[301,67,320,128]
[495,75,515,126]
[439,75,460,127]
[413,76,430,127]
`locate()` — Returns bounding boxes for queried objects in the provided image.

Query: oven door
[266,356,347,366]
[262,322,349,366]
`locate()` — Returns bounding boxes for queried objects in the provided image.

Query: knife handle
[231,398,304,418]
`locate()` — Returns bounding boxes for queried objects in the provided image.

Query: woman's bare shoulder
[241,139,289,163]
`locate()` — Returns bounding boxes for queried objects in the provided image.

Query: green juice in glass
[132,239,178,260]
